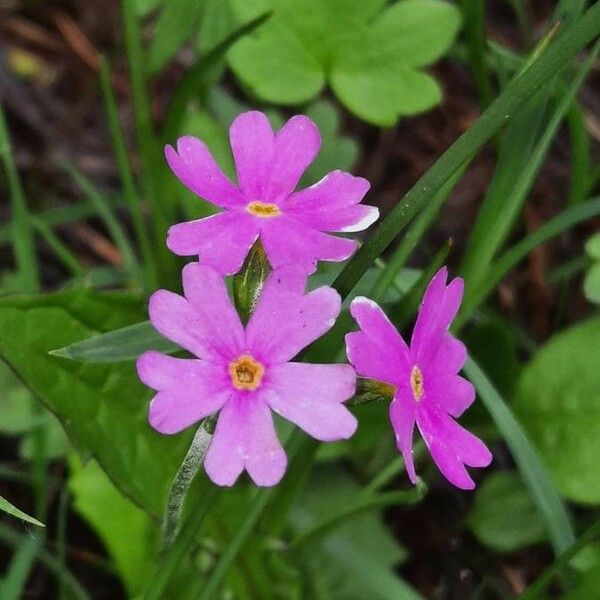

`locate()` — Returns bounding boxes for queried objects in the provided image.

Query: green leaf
[51,321,177,363]
[290,466,421,600]
[464,359,575,555]
[233,239,270,324]
[0,361,34,435]
[227,0,461,125]
[0,289,190,516]
[583,262,600,304]
[69,456,154,596]
[514,317,600,505]
[467,472,546,552]
[147,0,206,74]
[0,496,44,527]
[585,232,600,259]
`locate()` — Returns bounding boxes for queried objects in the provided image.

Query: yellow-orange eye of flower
[410,365,424,401]
[246,201,281,218]
[229,354,265,390]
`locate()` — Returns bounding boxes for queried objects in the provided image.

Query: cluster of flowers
[137,111,492,490]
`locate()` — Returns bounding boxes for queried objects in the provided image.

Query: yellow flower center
[246,201,281,218]
[229,354,264,391]
[410,365,424,401]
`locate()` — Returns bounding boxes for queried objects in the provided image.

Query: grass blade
[566,101,591,205]
[463,358,575,555]
[0,103,40,292]
[332,2,600,300]
[0,496,45,527]
[458,196,600,326]
[64,163,141,284]
[99,57,157,289]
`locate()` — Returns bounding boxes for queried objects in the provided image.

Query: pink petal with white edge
[265,363,357,441]
[246,266,341,364]
[423,372,475,418]
[260,216,357,271]
[345,297,411,384]
[416,407,492,490]
[389,396,417,484]
[167,211,259,275]
[137,352,232,434]
[204,395,287,487]
[165,137,245,208]
[263,115,321,201]
[229,111,275,200]
[148,267,244,361]
[283,171,377,232]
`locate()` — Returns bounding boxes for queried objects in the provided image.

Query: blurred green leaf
[583,233,600,304]
[0,361,34,435]
[227,0,461,125]
[0,289,190,516]
[19,412,71,461]
[514,318,600,505]
[291,466,420,600]
[69,457,154,596]
[147,0,206,73]
[468,472,546,552]
[0,496,44,527]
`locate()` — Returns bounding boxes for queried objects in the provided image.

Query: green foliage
[0,496,44,528]
[68,457,154,596]
[467,472,546,552]
[583,233,600,304]
[515,318,600,505]
[227,0,461,125]
[0,289,190,516]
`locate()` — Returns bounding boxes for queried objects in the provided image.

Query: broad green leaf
[0,495,44,527]
[0,361,34,435]
[227,0,461,125]
[583,233,600,304]
[69,457,154,596]
[467,472,546,552]
[514,318,600,505]
[585,233,600,259]
[19,411,71,461]
[0,289,190,516]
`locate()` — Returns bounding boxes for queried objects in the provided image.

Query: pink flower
[165,111,378,274]
[345,268,492,490]
[137,263,357,487]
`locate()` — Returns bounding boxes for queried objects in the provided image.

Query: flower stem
[160,418,214,554]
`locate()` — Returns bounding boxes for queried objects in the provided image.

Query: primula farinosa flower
[165,111,378,274]
[137,263,357,487]
[345,268,492,490]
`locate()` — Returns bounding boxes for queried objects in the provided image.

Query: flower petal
[165,136,245,208]
[429,334,467,375]
[389,396,417,484]
[167,211,259,275]
[411,268,464,365]
[229,111,275,199]
[283,171,377,232]
[246,266,341,363]
[265,363,357,441]
[204,395,287,487]
[416,407,492,490]
[148,265,244,360]
[345,297,411,385]
[138,352,232,434]
[264,115,321,201]
[260,216,357,270]
[424,372,475,418]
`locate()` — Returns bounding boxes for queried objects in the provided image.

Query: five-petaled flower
[345,268,492,489]
[165,111,378,274]
[137,263,357,487]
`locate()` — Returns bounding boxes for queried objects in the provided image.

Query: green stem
[161,420,214,553]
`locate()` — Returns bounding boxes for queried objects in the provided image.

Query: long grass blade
[0,103,40,292]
